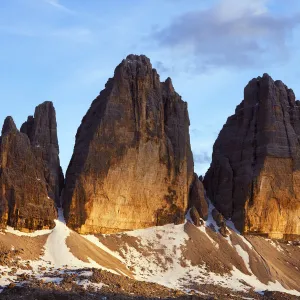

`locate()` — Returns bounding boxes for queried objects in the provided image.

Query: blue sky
[0,0,300,175]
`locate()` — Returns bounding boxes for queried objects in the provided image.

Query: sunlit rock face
[204,74,300,240]
[63,54,194,234]
[0,102,63,232]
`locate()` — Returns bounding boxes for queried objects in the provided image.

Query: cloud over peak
[152,0,300,70]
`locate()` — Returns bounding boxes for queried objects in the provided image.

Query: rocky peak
[2,116,17,135]
[21,101,64,206]
[163,77,175,94]
[63,54,194,234]
[0,101,63,231]
[204,74,300,240]
[21,101,59,149]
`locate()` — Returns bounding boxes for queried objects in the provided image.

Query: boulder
[190,206,202,227]
[212,208,225,227]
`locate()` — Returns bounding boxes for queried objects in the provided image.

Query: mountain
[204,74,300,240]
[63,54,194,234]
[0,102,63,232]
[21,101,64,207]
[0,59,299,299]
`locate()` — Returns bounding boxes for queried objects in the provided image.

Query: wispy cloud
[50,27,93,43]
[0,25,93,43]
[152,0,300,71]
[194,152,211,164]
[44,0,75,14]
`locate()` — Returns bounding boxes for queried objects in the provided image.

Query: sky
[0,0,300,175]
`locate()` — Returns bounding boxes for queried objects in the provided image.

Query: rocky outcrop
[0,101,62,231]
[189,206,202,227]
[63,54,194,234]
[189,173,208,220]
[204,74,300,240]
[21,101,64,206]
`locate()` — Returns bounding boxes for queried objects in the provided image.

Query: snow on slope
[40,208,101,269]
[122,224,300,296]
[86,198,300,297]
[5,226,52,237]
[1,202,300,297]
[0,208,127,292]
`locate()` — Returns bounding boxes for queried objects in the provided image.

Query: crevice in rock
[279,94,292,158]
[249,83,259,210]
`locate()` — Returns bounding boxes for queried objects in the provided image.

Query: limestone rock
[190,206,202,227]
[0,116,57,231]
[219,224,229,237]
[21,101,64,206]
[189,173,208,220]
[63,54,194,234]
[212,208,225,227]
[204,74,300,240]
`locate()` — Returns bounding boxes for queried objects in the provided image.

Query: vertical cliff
[0,101,63,231]
[204,74,300,240]
[63,54,194,234]
[21,101,64,206]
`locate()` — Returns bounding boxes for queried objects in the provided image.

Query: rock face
[0,101,63,231]
[189,206,202,227]
[21,101,64,206]
[204,74,300,240]
[189,173,208,220]
[63,54,194,234]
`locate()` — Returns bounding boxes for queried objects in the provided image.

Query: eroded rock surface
[204,74,300,240]
[0,101,62,231]
[189,173,208,220]
[21,101,64,206]
[63,54,194,234]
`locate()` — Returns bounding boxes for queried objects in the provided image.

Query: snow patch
[5,226,52,237]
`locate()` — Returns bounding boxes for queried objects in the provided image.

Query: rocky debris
[204,74,300,240]
[20,101,64,206]
[212,209,225,227]
[0,267,298,299]
[219,225,229,237]
[0,101,62,232]
[189,173,208,220]
[0,241,22,268]
[189,206,202,227]
[0,268,203,300]
[211,209,229,237]
[63,54,194,234]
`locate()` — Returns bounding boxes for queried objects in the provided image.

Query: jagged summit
[2,116,17,135]
[0,101,63,231]
[204,74,300,240]
[63,54,194,234]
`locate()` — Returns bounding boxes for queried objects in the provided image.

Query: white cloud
[50,27,93,43]
[152,0,300,70]
[44,0,75,14]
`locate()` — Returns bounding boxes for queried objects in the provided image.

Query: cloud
[50,27,93,43]
[152,0,300,70]
[193,152,211,164]
[154,61,171,74]
[44,0,75,14]
[190,128,203,137]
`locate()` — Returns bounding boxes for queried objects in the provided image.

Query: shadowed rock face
[204,74,300,240]
[63,54,194,234]
[189,173,208,220]
[21,101,64,206]
[0,101,63,231]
